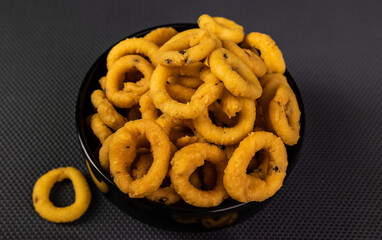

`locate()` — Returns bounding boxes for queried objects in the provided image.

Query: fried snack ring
[139,91,160,120]
[155,114,201,146]
[156,29,217,66]
[215,89,242,118]
[166,28,222,48]
[208,102,239,127]
[224,131,288,202]
[131,154,181,205]
[241,32,286,74]
[150,64,224,119]
[209,48,262,99]
[167,76,203,89]
[98,133,115,172]
[99,76,106,91]
[223,40,267,78]
[106,38,159,70]
[32,167,91,223]
[170,143,228,207]
[109,119,171,198]
[143,27,178,46]
[105,55,153,108]
[166,83,196,103]
[91,90,126,131]
[197,14,244,43]
[258,73,300,145]
[176,135,198,149]
[258,74,291,111]
[194,97,256,145]
[268,85,301,145]
[90,113,112,144]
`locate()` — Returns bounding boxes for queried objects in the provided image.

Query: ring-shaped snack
[155,114,200,146]
[176,135,199,149]
[106,55,153,108]
[258,74,297,140]
[165,28,221,48]
[208,102,239,127]
[106,38,158,70]
[143,27,178,46]
[167,76,203,89]
[98,133,115,172]
[209,48,262,99]
[258,74,291,111]
[150,64,224,119]
[90,113,112,144]
[91,90,126,131]
[170,143,228,207]
[32,167,91,223]
[166,83,196,103]
[98,76,106,91]
[139,91,160,121]
[109,119,171,198]
[215,89,242,118]
[194,97,256,145]
[223,40,267,78]
[156,29,217,66]
[241,32,286,74]
[131,154,181,205]
[268,85,301,145]
[197,14,244,43]
[223,131,288,202]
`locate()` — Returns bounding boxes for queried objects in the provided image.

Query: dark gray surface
[1,0,381,239]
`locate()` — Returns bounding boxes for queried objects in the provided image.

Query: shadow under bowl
[75,23,305,231]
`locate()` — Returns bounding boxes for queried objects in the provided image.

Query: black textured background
[1,0,381,239]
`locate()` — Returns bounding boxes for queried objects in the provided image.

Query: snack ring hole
[246,149,269,180]
[208,109,239,128]
[49,179,75,207]
[200,162,217,191]
[124,70,144,85]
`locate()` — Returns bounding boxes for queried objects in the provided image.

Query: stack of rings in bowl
[76,14,305,231]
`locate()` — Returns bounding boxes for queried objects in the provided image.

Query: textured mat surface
[1,0,381,239]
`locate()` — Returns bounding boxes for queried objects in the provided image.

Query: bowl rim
[75,22,305,214]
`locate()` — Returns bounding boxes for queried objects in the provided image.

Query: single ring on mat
[32,167,91,223]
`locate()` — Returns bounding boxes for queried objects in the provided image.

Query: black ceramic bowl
[76,23,305,231]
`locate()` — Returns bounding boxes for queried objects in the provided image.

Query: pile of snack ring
[90,14,301,208]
